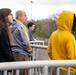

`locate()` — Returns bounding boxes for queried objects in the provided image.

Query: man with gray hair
[10,10,32,75]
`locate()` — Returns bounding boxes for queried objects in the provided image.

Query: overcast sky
[0,0,76,20]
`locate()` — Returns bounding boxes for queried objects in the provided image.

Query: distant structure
[30,1,34,21]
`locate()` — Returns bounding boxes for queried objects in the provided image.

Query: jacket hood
[10,21,20,33]
[56,10,74,32]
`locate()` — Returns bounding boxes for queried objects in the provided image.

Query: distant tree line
[27,13,58,40]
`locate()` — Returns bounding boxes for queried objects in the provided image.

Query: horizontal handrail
[30,40,45,45]
[0,60,76,70]
[30,44,47,49]
[30,41,44,43]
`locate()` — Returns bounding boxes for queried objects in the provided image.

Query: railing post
[41,66,48,75]
[43,41,44,46]
[50,68,52,75]
[3,70,7,75]
[32,48,36,61]
[67,67,70,75]
[28,68,33,75]
[38,68,41,75]
[16,69,19,75]
[56,67,60,75]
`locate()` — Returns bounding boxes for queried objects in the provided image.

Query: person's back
[49,30,75,60]
[47,10,76,75]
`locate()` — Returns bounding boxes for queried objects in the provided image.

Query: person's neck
[16,19,24,25]
[29,28,32,31]
[16,19,21,22]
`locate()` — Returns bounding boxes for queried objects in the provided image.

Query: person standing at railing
[10,10,32,75]
[27,22,35,41]
[0,8,15,75]
[27,22,35,60]
[47,10,76,75]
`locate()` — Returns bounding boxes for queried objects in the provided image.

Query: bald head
[15,10,27,24]
[15,10,25,19]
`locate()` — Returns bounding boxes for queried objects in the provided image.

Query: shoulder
[0,25,6,32]
[0,25,7,36]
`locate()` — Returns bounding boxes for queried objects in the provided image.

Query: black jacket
[0,25,14,62]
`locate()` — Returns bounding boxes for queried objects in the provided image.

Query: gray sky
[0,0,76,20]
[33,0,76,5]
[9,0,76,5]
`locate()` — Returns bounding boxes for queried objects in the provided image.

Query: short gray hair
[15,10,24,19]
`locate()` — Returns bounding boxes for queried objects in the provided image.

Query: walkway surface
[34,48,49,60]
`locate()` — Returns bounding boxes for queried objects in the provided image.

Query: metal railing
[30,40,45,45]
[0,60,76,75]
[31,44,48,75]
[30,40,47,61]
[0,41,76,75]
